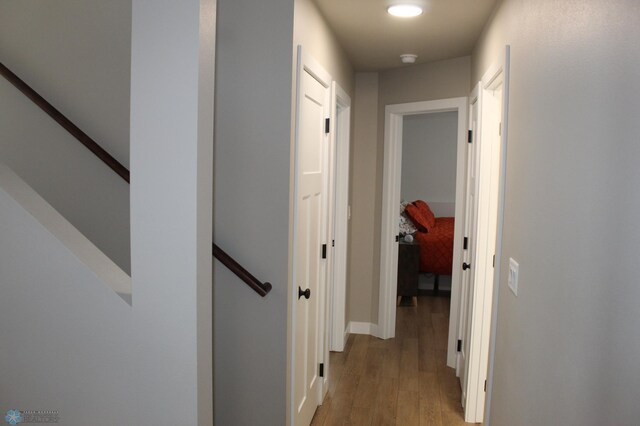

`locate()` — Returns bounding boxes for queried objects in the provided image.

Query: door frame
[483,45,511,425]
[328,82,351,353]
[378,97,468,369]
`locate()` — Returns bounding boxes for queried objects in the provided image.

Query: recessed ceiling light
[387,4,423,18]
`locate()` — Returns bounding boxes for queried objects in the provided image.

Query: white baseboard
[347,321,378,337]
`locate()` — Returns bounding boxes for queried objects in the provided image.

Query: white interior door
[460,69,505,423]
[292,46,331,426]
[472,77,503,422]
[458,84,481,397]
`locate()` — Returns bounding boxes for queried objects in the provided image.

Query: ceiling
[312,0,499,71]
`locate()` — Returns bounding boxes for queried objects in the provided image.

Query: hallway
[311,295,466,425]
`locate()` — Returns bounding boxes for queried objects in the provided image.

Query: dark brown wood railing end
[212,243,272,297]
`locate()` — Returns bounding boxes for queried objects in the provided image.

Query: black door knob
[462,262,471,270]
[298,286,311,300]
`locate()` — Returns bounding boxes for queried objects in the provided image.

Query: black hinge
[463,237,468,250]
[325,118,330,134]
[457,339,462,352]
[395,234,399,242]
[332,239,335,247]
[468,130,473,143]
[493,254,495,267]
[319,363,324,377]
[322,244,327,259]
[484,380,487,392]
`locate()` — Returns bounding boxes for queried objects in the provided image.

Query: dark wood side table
[397,240,420,301]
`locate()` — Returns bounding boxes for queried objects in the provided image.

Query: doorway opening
[378,97,468,373]
[397,110,459,301]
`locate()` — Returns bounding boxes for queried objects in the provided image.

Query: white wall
[401,111,458,217]
[472,0,640,424]
[0,167,136,426]
[130,1,214,424]
[0,0,131,273]
[214,0,294,424]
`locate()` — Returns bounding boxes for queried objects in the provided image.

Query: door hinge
[484,380,487,392]
[325,118,330,134]
[395,234,399,242]
[499,122,502,136]
[493,254,495,268]
[468,130,473,143]
[319,363,324,377]
[322,244,327,259]
[332,239,335,247]
[457,339,462,352]
[463,237,468,250]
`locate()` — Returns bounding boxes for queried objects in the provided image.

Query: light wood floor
[310,295,467,426]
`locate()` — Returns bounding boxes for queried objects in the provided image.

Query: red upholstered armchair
[404,200,455,276]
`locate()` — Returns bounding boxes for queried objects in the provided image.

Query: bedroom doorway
[378,97,468,374]
[399,110,459,299]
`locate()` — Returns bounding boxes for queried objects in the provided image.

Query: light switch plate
[508,258,519,296]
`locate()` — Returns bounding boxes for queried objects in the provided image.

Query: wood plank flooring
[310,296,467,426]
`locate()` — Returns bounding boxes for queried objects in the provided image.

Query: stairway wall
[0,0,132,273]
[0,165,135,426]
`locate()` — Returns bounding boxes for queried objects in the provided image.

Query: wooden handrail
[1,61,271,297]
[212,244,272,297]
[0,62,130,183]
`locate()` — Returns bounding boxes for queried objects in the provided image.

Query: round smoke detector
[400,54,417,64]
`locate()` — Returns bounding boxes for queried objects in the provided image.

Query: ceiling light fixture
[400,54,418,64]
[387,4,423,18]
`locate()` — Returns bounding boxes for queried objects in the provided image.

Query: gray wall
[349,72,379,324]
[348,57,470,324]
[0,0,131,273]
[472,0,640,424]
[214,0,294,424]
[401,111,458,216]
[214,0,354,422]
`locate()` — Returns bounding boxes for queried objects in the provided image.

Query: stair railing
[0,61,271,297]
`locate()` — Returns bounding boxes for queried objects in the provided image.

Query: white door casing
[291,46,332,426]
[378,97,468,369]
[328,83,351,353]
[483,45,511,425]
